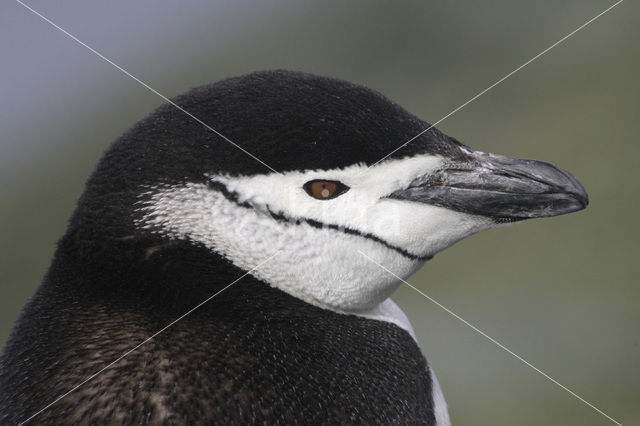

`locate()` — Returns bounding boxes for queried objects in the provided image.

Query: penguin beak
[387,150,589,220]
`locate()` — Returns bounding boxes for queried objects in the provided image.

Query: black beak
[387,150,589,220]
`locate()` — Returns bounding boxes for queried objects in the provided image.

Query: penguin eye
[303,179,350,200]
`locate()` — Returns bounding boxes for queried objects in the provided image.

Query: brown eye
[303,179,350,200]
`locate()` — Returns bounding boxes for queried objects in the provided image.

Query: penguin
[0,70,588,424]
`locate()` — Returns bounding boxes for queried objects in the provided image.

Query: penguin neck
[50,229,416,334]
[53,200,415,337]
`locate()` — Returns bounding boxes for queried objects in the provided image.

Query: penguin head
[72,71,588,312]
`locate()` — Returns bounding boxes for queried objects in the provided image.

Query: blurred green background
[1,1,637,424]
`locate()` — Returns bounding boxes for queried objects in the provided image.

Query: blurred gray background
[1,1,637,424]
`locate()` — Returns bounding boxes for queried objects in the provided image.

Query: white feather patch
[137,155,495,312]
[430,368,452,426]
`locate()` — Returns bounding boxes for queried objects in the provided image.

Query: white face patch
[137,155,497,313]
